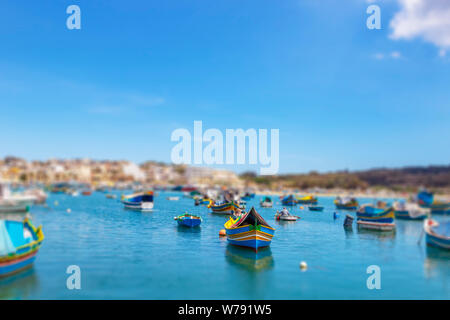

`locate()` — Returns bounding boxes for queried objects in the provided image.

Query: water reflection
[357,227,396,242]
[225,245,274,272]
[424,246,450,280]
[0,268,40,300]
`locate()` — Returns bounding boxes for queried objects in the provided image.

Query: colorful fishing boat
[121,191,154,211]
[424,219,449,250]
[296,195,318,204]
[175,214,202,228]
[356,204,396,231]
[308,205,324,212]
[393,201,428,220]
[334,197,359,210]
[417,190,450,214]
[260,196,273,208]
[199,198,213,206]
[0,218,44,278]
[224,207,275,251]
[281,195,297,206]
[209,201,241,215]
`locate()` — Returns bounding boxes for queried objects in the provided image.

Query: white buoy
[67,208,71,213]
[300,261,308,271]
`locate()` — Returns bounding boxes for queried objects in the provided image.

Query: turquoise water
[1,192,449,300]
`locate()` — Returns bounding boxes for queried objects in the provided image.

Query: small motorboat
[121,191,154,211]
[308,205,324,212]
[106,194,117,199]
[0,184,35,214]
[225,207,275,251]
[260,196,273,208]
[275,209,299,221]
[175,213,202,228]
[424,218,449,250]
[167,196,180,201]
[0,218,44,278]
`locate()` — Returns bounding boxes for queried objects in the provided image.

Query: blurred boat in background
[356,203,395,231]
[417,190,450,214]
[296,195,318,204]
[394,201,428,220]
[334,196,359,210]
[209,201,240,215]
[308,205,324,212]
[281,195,296,206]
[260,196,273,208]
[121,191,154,211]
[0,184,35,214]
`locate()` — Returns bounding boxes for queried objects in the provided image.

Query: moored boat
[308,205,324,212]
[393,201,428,220]
[0,184,34,214]
[175,213,202,228]
[241,193,255,201]
[356,204,395,231]
[260,196,273,208]
[417,190,450,214]
[209,201,241,215]
[167,196,180,201]
[334,197,359,210]
[275,208,299,221]
[224,207,275,251]
[121,191,154,211]
[281,195,296,206]
[424,218,449,250]
[343,214,354,227]
[296,195,318,204]
[0,218,44,278]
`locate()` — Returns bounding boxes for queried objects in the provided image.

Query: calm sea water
[1,192,449,300]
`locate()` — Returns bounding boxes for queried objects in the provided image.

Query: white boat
[0,184,35,214]
[275,209,299,221]
[167,196,179,201]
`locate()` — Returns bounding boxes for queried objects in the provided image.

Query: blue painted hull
[426,233,450,250]
[0,252,37,277]
[226,225,275,251]
[177,218,201,228]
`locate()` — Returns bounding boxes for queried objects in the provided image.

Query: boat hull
[0,251,37,278]
[335,204,358,210]
[394,210,426,220]
[309,206,324,212]
[424,219,450,250]
[357,221,396,231]
[226,225,274,251]
[122,201,154,211]
[210,202,240,215]
[177,218,201,228]
[260,202,272,208]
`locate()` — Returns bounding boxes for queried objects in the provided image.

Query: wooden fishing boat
[0,218,44,278]
[424,219,449,250]
[308,205,324,212]
[260,196,273,208]
[296,195,318,204]
[209,201,241,215]
[281,195,296,206]
[199,198,213,206]
[356,204,395,231]
[225,207,275,251]
[394,201,428,220]
[121,191,154,211]
[334,197,359,210]
[175,214,202,228]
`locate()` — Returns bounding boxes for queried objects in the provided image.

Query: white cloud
[372,51,402,60]
[390,0,450,50]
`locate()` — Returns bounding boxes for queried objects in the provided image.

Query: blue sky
[0,0,449,174]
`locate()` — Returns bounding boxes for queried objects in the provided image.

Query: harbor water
[1,192,448,299]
